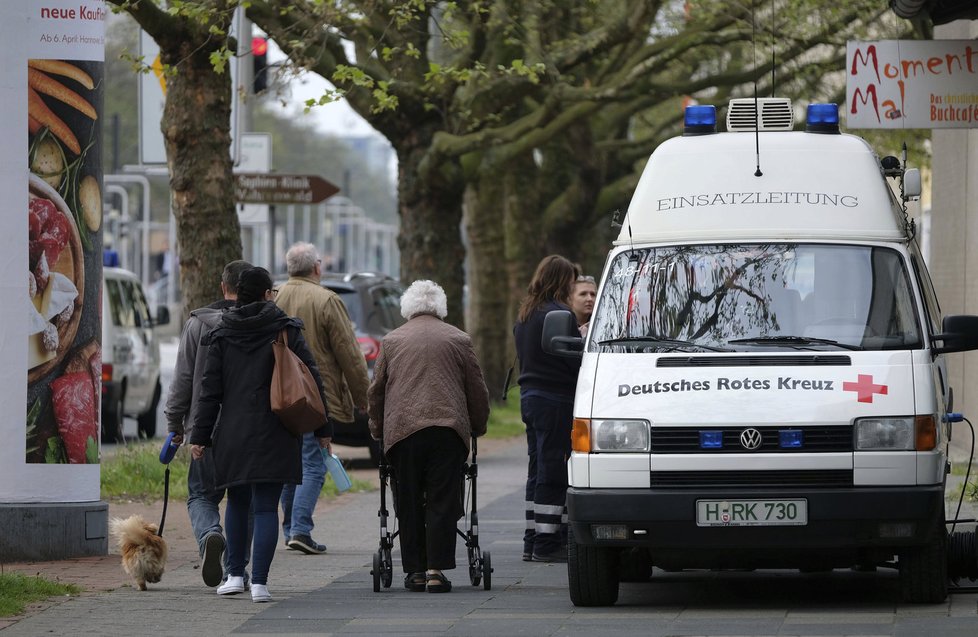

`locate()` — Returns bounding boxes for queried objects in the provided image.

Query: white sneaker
[217,576,245,595]
[251,583,272,603]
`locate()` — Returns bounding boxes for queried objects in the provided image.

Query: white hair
[400,280,448,320]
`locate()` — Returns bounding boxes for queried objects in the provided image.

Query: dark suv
[278,272,405,463]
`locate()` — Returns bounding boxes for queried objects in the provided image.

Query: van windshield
[589,244,922,352]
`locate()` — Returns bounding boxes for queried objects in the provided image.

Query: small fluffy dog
[110,515,168,591]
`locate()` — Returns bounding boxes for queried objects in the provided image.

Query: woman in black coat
[190,267,330,603]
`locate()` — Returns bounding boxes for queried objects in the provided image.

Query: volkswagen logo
[740,428,763,450]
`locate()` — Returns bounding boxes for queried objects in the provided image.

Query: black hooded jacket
[190,300,331,489]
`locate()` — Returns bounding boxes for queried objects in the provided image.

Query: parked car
[276,272,404,464]
[101,267,170,443]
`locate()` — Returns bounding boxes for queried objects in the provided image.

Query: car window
[118,280,144,327]
[591,243,922,351]
[129,280,153,327]
[105,278,128,327]
[371,285,405,331]
[334,290,363,330]
[909,245,941,335]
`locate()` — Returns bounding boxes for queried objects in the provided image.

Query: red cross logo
[843,374,888,403]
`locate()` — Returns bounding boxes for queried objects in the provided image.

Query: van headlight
[854,417,914,450]
[592,419,650,452]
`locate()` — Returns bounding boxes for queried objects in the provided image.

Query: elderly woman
[367,280,490,594]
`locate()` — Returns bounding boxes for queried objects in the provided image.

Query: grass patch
[101,443,192,502]
[484,387,524,440]
[0,572,80,617]
[101,441,371,502]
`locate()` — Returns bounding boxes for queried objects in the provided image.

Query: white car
[101,267,169,441]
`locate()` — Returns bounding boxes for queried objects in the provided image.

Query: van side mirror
[154,305,170,327]
[903,168,921,200]
[542,310,583,358]
[932,315,978,355]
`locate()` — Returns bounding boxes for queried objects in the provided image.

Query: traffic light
[252,36,269,93]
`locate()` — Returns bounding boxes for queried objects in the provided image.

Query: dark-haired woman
[514,255,581,562]
[191,267,329,603]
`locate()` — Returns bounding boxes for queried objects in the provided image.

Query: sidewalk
[3,436,977,636]
[0,437,528,635]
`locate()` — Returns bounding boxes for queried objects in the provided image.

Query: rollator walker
[370,437,492,592]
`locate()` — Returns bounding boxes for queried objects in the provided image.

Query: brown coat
[367,314,490,453]
[275,276,369,423]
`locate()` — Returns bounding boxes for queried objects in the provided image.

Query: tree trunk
[160,41,241,323]
[463,169,510,400]
[463,153,546,400]
[395,137,466,328]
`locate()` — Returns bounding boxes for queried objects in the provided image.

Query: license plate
[696,499,808,527]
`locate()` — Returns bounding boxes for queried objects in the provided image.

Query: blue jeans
[226,482,283,586]
[187,448,251,576]
[187,449,225,558]
[280,432,326,539]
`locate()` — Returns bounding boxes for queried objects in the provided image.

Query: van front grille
[650,470,853,488]
[651,425,853,453]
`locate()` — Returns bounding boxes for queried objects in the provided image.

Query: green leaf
[209,50,228,74]
[85,437,99,465]
[44,436,66,464]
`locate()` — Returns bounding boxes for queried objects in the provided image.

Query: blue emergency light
[683,105,717,136]
[806,103,840,134]
[779,429,804,449]
[700,430,723,449]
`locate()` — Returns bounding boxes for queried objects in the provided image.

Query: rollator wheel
[468,546,481,587]
[482,551,492,591]
[372,551,382,592]
[381,546,393,588]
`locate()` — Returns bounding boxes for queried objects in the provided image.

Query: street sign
[234,173,340,205]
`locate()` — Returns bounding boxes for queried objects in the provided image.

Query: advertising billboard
[1,0,105,502]
[847,40,978,129]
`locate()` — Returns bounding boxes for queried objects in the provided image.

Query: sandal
[403,572,427,592]
[425,572,452,593]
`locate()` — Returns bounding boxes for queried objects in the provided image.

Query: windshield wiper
[726,336,864,351]
[597,336,730,352]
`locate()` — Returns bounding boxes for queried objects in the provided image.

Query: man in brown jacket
[368,279,490,593]
[275,242,370,554]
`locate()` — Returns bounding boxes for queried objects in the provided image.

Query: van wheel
[101,395,125,444]
[899,514,948,603]
[567,526,619,607]
[137,381,161,439]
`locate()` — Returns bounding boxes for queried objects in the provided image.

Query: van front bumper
[567,485,943,563]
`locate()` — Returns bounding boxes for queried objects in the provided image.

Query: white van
[543,99,978,606]
[101,267,169,442]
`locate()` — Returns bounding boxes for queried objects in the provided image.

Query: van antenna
[901,141,916,238]
[752,0,763,177]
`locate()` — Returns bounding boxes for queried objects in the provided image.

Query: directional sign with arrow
[234,173,340,205]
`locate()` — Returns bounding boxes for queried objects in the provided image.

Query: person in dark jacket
[190,267,330,603]
[514,255,581,563]
[165,259,252,588]
[367,280,490,593]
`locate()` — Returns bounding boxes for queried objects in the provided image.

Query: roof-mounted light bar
[683,105,717,136]
[806,103,840,134]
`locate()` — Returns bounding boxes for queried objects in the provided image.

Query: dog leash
[157,432,180,537]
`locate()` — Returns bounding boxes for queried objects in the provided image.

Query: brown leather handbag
[270,329,327,435]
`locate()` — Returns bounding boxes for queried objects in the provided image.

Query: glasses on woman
[577,275,595,284]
